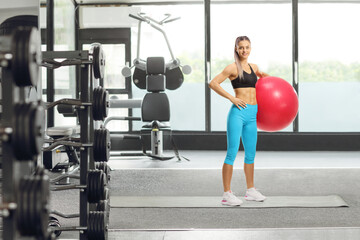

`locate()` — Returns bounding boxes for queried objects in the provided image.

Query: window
[298,3,360,132]
[210,2,292,131]
[40,0,76,127]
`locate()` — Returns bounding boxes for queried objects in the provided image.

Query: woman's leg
[241,118,257,189]
[243,162,254,189]
[222,163,233,192]
[223,106,243,192]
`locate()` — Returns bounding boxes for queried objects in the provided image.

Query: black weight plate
[38,175,50,238]
[92,171,99,203]
[88,170,101,203]
[25,177,36,235]
[96,87,102,121]
[101,211,108,240]
[92,45,100,79]
[93,87,108,121]
[100,129,107,162]
[30,177,40,235]
[96,170,102,202]
[12,103,37,160]
[100,129,106,162]
[88,212,96,240]
[165,67,184,90]
[87,170,94,203]
[12,28,26,85]
[0,15,38,36]
[17,177,28,233]
[92,87,101,121]
[92,44,105,79]
[102,90,109,120]
[93,212,100,239]
[93,87,98,119]
[88,211,107,240]
[90,170,99,203]
[88,211,104,240]
[105,128,110,162]
[27,27,41,86]
[22,103,33,159]
[13,103,37,160]
[22,178,32,233]
[97,129,104,162]
[12,27,40,87]
[133,67,146,89]
[94,129,105,162]
[97,129,110,162]
[98,87,104,121]
[30,104,45,156]
[99,171,106,200]
[12,104,23,159]
[20,177,30,234]
[33,177,42,233]
[20,103,33,160]
[93,129,101,161]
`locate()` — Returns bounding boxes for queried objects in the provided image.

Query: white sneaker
[221,191,243,206]
[245,188,267,202]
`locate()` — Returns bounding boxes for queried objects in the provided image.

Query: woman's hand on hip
[230,97,247,109]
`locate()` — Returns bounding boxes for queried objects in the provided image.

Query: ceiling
[38,0,360,6]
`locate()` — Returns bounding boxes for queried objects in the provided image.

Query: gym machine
[122,12,192,87]
[118,13,191,161]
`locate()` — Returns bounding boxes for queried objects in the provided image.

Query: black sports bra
[231,64,257,89]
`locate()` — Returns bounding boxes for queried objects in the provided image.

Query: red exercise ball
[256,76,299,132]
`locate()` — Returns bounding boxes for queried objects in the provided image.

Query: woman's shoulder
[224,62,238,77]
[249,63,259,71]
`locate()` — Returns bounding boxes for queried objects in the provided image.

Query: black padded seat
[141,93,170,122]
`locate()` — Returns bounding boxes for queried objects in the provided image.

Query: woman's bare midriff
[234,88,257,105]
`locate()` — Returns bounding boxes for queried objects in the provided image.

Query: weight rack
[1,27,48,239]
[41,44,109,240]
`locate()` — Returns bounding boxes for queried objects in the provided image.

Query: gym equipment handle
[51,210,79,219]
[129,14,146,22]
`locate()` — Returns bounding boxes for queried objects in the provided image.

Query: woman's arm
[253,64,270,78]
[208,64,247,109]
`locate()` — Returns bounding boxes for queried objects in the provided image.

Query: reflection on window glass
[130,5,205,131]
[210,3,292,131]
[299,3,360,132]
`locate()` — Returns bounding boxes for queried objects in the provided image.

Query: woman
[209,36,269,206]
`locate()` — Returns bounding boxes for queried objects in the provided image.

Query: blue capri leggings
[224,104,258,165]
